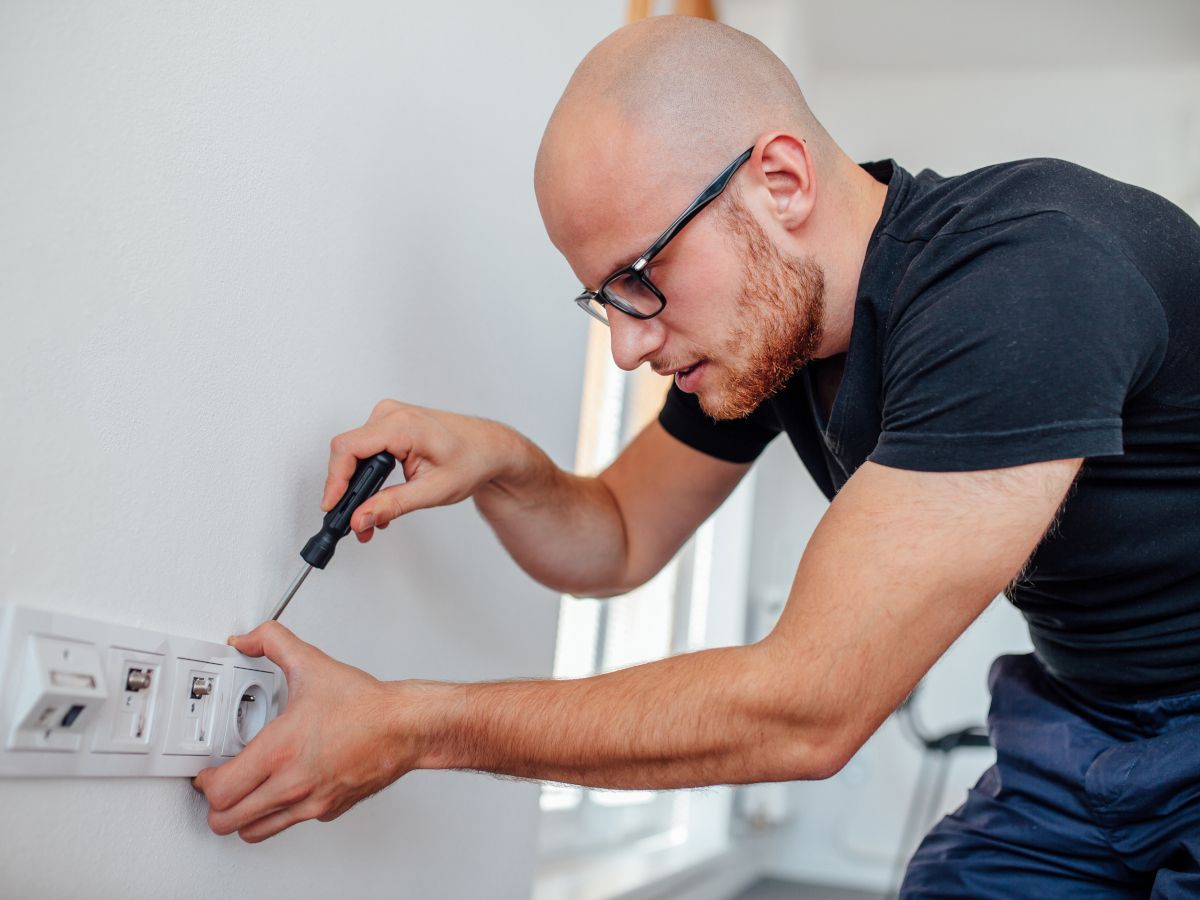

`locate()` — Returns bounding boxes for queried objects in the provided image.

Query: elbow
[554,570,635,600]
[561,573,647,600]
[561,585,614,601]
[566,585,624,600]
[805,732,860,781]
[739,645,866,782]
[559,557,665,600]
[729,701,859,782]
[766,724,859,782]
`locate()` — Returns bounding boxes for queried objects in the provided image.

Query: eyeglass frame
[573,145,755,326]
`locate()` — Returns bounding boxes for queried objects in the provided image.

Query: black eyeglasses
[574,146,754,326]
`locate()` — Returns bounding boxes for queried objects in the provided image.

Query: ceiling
[795,0,1200,72]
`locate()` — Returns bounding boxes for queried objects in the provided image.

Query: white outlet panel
[221,666,277,757]
[0,605,286,777]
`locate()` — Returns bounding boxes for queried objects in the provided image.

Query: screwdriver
[269,451,397,621]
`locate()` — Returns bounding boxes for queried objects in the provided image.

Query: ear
[749,132,816,231]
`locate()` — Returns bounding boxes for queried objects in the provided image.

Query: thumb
[230,620,307,677]
[352,476,453,531]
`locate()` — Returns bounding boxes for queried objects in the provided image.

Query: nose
[607,309,666,372]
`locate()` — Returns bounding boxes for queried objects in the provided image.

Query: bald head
[535,17,888,414]
[536,16,833,210]
[535,16,844,278]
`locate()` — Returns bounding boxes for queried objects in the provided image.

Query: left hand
[193,621,417,842]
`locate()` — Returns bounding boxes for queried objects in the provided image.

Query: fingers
[193,640,409,843]
[195,747,272,816]
[207,773,311,837]
[236,799,328,843]
[192,766,216,794]
[318,800,353,823]
[229,620,309,677]
[322,409,416,512]
[350,476,447,533]
[353,516,390,543]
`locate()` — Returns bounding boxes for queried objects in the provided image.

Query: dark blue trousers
[900,653,1200,898]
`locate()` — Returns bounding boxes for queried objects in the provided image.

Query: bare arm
[474,419,750,596]
[325,400,749,598]
[196,457,1082,842]
[408,457,1083,787]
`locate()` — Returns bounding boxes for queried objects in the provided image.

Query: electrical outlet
[6,635,108,752]
[91,648,163,754]
[163,659,224,756]
[221,667,277,757]
[0,606,285,777]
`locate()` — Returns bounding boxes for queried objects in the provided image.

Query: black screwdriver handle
[300,451,397,569]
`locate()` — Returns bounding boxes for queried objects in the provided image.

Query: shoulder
[885,208,1156,337]
[894,158,1122,239]
[881,159,1165,335]
[878,204,1168,408]
[885,157,1183,264]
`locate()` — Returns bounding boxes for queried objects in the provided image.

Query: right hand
[323,400,517,543]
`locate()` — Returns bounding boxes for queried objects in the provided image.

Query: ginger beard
[696,193,826,420]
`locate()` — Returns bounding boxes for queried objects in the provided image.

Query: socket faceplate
[0,606,286,777]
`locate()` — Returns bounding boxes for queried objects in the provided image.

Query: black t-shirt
[659,158,1200,698]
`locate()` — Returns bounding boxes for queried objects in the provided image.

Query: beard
[696,193,826,420]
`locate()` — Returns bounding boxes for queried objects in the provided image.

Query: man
[195,16,1200,895]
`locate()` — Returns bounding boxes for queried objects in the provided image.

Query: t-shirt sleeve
[658,382,782,463]
[869,214,1169,472]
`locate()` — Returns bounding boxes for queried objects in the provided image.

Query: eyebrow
[586,251,637,292]
[598,232,665,285]
[599,252,639,281]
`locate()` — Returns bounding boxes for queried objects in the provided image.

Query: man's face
[571,194,825,421]
[539,137,825,420]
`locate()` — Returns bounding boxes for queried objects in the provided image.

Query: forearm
[400,644,844,789]
[473,425,632,596]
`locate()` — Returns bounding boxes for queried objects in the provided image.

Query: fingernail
[227,635,239,646]
[361,513,376,530]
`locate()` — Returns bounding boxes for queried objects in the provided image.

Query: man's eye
[631,278,657,298]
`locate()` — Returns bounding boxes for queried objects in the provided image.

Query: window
[536,322,756,865]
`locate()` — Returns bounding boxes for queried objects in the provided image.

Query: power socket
[220,667,278,757]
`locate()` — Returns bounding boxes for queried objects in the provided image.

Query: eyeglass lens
[604,272,663,317]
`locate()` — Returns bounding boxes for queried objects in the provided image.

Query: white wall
[0,2,620,897]
[733,0,1200,893]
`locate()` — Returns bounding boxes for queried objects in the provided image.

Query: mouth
[672,360,706,393]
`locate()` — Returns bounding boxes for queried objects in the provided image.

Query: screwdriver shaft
[267,451,396,623]
[270,563,313,621]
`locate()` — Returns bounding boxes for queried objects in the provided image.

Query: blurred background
[1,1,1197,898]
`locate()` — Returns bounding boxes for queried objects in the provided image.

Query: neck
[813,156,890,359]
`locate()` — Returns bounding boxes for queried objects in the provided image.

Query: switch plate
[0,605,286,777]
